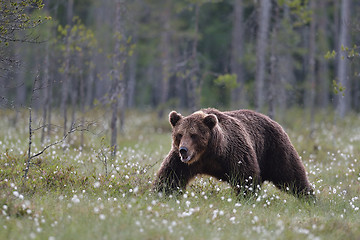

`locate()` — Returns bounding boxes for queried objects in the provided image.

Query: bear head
[169,110,218,164]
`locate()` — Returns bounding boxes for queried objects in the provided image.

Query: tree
[127,27,138,109]
[231,0,246,108]
[110,0,132,156]
[187,3,201,112]
[255,0,272,111]
[57,16,97,146]
[308,0,316,134]
[2,0,359,119]
[158,0,172,117]
[0,0,46,45]
[40,40,52,143]
[60,0,74,137]
[0,0,48,106]
[268,4,280,120]
[40,3,58,143]
[317,0,330,109]
[336,0,351,118]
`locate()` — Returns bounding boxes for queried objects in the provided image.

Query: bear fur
[153,108,314,198]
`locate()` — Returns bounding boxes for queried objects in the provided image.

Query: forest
[1,0,360,117]
[1,0,360,239]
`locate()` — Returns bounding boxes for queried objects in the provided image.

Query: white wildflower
[94,207,100,214]
[71,195,80,204]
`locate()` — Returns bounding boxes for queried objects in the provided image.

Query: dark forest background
[1,0,359,125]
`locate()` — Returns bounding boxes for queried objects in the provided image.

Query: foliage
[1,0,360,113]
[0,0,48,45]
[332,80,346,96]
[277,0,312,27]
[324,50,336,60]
[57,17,97,74]
[214,73,238,89]
[0,0,50,82]
[1,109,360,239]
[327,43,360,97]
[339,44,360,63]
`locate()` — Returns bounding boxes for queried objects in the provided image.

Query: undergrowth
[0,108,359,240]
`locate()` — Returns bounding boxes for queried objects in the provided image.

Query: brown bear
[153,108,314,198]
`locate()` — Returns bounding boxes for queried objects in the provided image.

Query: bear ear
[203,114,218,130]
[169,111,182,127]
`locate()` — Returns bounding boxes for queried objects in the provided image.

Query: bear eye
[190,134,197,140]
[176,134,182,141]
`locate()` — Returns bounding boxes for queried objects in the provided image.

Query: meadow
[0,108,359,240]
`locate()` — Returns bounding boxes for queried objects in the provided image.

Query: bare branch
[22,71,96,181]
[31,122,95,159]
[32,123,55,132]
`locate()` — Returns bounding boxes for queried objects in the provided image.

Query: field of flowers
[0,109,359,239]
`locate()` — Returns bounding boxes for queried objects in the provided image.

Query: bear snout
[179,146,192,163]
[179,146,189,159]
[179,146,188,156]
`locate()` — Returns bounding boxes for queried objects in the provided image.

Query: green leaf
[324,50,336,59]
[333,80,346,96]
[214,74,238,89]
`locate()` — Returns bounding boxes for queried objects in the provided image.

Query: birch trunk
[187,3,200,112]
[61,0,74,137]
[159,0,171,117]
[41,43,51,143]
[255,0,271,111]
[317,0,330,109]
[110,0,127,156]
[231,0,246,108]
[308,0,316,134]
[336,0,351,118]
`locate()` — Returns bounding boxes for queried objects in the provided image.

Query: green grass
[0,108,359,239]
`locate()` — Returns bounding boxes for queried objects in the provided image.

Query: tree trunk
[40,2,52,143]
[15,41,26,108]
[158,0,171,117]
[70,66,79,139]
[47,84,52,140]
[61,0,74,137]
[79,60,85,150]
[317,0,330,109]
[336,0,351,118]
[67,0,74,25]
[353,64,359,111]
[14,46,26,126]
[187,3,200,112]
[110,75,120,156]
[127,44,137,108]
[41,43,51,143]
[61,42,70,137]
[110,0,127,156]
[308,0,316,134]
[268,6,279,120]
[231,0,246,108]
[85,66,95,108]
[255,0,271,111]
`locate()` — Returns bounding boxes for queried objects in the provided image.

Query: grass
[0,108,359,239]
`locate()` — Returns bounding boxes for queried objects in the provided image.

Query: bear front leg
[153,150,191,195]
[274,178,315,199]
[231,175,261,198]
[230,153,261,198]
